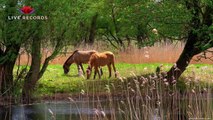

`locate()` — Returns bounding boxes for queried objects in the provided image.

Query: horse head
[63,64,69,74]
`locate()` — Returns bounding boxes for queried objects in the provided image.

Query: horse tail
[63,50,79,74]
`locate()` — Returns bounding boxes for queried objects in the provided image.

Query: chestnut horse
[63,50,98,75]
[86,51,117,79]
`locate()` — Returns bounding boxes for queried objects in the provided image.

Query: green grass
[12,63,213,119]
[35,63,213,96]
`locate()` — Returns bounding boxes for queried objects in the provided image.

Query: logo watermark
[19,6,35,14]
[7,6,48,20]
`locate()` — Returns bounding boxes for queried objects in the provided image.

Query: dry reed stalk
[16,42,213,65]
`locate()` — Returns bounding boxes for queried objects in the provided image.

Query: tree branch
[38,22,70,79]
[0,48,3,55]
[102,33,119,49]
[194,49,213,62]
[147,23,187,40]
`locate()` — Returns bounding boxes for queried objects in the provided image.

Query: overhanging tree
[21,0,74,103]
[0,0,75,103]
[98,0,213,82]
[125,0,213,83]
[166,0,213,83]
[0,0,28,95]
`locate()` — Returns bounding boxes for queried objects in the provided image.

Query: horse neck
[64,55,74,67]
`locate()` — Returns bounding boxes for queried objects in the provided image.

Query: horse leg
[80,63,85,74]
[99,67,103,76]
[107,64,112,78]
[97,68,101,79]
[93,68,97,79]
[94,67,101,79]
[76,64,81,75]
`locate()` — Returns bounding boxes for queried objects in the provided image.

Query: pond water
[1,95,210,120]
[0,99,119,120]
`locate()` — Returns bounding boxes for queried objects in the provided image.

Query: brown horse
[86,51,117,79]
[63,50,98,75]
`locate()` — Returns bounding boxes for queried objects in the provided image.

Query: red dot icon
[20,6,35,14]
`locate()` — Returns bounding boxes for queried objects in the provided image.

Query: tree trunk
[88,13,98,44]
[166,31,200,83]
[22,37,41,103]
[166,0,213,84]
[111,6,124,47]
[1,61,16,94]
[0,65,3,93]
[166,49,193,83]
[0,46,20,96]
[21,28,64,103]
[0,0,20,96]
[126,35,131,47]
[0,49,3,92]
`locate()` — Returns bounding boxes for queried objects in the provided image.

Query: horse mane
[63,50,79,67]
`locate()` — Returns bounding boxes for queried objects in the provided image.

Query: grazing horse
[63,50,98,75]
[86,51,117,79]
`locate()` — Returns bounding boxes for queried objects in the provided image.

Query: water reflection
[0,100,115,120]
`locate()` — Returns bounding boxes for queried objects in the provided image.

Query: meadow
[30,63,213,119]
[15,42,212,97]
[35,63,213,96]
[11,43,213,119]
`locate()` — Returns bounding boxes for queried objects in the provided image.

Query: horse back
[101,51,115,61]
[74,50,97,64]
[96,52,115,66]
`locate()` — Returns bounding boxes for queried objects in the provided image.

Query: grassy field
[35,63,213,96]
[11,43,213,119]
[12,63,213,119]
